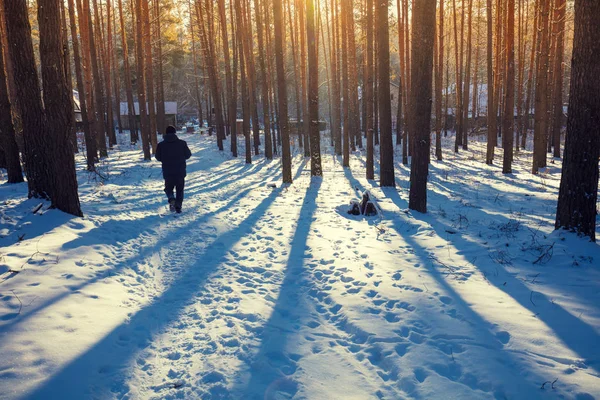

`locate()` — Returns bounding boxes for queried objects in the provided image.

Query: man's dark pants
[164,176,185,208]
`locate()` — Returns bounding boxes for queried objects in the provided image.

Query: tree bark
[67,0,96,170]
[522,0,539,150]
[435,0,444,161]
[273,0,292,183]
[0,21,23,183]
[329,0,341,155]
[452,0,463,153]
[3,0,53,198]
[555,0,600,241]
[307,0,321,176]
[134,0,151,160]
[118,0,138,144]
[87,0,109,157]
[154,0,166,135]
[408,0,436,212]
[485,0,495,164]
[550,0,565,159]
[341,0,350,167]
[377,0,394,187]
[502,0,515,173]
[532,0,550,174]
[365,0,374,179]
[462,0,473,150]
[38,0,83,216]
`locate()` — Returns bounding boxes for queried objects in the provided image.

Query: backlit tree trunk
[118,0,138,144]
[485,0,495,164]
[67,0,96,170]
[0,21,23,183]
[408,0,436,212]
[532,0,550,174]
[377,0,394,187]
[307,0,321,176]
[3,0,53,198]
[550,0,565,159]
[134,0,151,160]
[273,0,292,183]
[555,0,600,241]
[435,0,444,161]
[365,0,374,179]
[502,0,515,173]
[38,0,83,216]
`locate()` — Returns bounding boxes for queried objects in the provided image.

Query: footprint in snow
[496,331,510,345]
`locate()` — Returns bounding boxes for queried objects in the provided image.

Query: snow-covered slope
[0,133,598,399]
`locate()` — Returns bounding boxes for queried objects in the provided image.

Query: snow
[0,132,599,399]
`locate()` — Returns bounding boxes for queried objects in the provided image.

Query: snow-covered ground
[0,132,599,400]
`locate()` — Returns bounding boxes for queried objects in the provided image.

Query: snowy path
[1,134,599,399]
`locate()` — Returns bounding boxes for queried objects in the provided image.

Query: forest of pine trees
[0,0,598,240]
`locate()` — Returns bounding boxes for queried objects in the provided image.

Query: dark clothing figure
[155,126,191,212]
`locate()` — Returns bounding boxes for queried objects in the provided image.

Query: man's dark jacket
[155,133,192,179]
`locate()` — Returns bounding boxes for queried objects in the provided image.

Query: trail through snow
[0,133,599,399]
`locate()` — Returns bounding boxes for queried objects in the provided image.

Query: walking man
[155,125,192,213]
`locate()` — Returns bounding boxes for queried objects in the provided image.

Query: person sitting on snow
[155,125,192,213]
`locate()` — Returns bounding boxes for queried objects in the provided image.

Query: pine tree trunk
[493,0,504,145]
[532,0,550,173]
[435,0,444,161]
[38,0,83,216]
[550,0,565,159]
[110,0,122,134]
[347,0,361,150]
[408,0,436,212]
[555,0,600,241]
[330,0,342,155]
[229,0,239,157]
[472,0,481,123]
[236,8,252,165]
[241,0,260,156]
[76,0,100,161]
[365,0,374,179]
[298,0,310,157]
[341,0,350,167]
[104,0,117,146]
[218,0,236,154]
[141,0,157,151]
[118,0,138,145]
[515,0,525,151]
[485,0,495,163]
[522,0,539,150]
[60,2,78,154]
[87,0,109,158]
[196,0,225,151]
[134,0,151,160]
[397,0,407,163]
[502,0,515,173]
[273,0,292,183]
[67,0,96,170]
[306,0,321,175]
[377,0,394,187]
[3,0,53,198]
[286,0,302,149]
[452,0,463,153]
[0,23,23,183]
[462,0,473,150]
[154,0,166,135]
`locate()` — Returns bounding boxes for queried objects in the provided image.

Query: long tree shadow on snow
[23,174,290,399]
[343,166,578,398]
[237,178,322,399]
[0,159,282,342]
